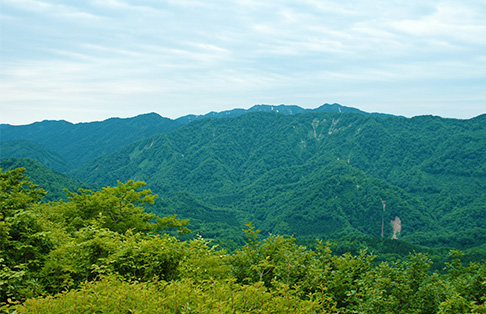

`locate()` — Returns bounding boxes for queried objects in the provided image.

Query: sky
[1,0,485,125]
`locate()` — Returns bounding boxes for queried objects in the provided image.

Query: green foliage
[232,225,315,289]
[156,214,191,235]
[39,180,190,235]
[11,275,337,313]
[178,235,231,282]
[0,168,189,304]
[60,180,158,233]
[0,167,46,215]
[1,167,485,313]
[41,227,183,294]
[443,250,486,311]
[349,253,446,313]
[0,168,48,302]
[305,243,375,309]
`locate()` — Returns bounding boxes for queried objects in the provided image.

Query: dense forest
[1,104,485,312]
[1,167,485,313]
[0,104,390,172]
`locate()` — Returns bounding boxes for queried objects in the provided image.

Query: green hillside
[0,140,72,172]
[69,111,486,251]
[0,158,96,202]
[0,113,181,169]
[0,104,395,171]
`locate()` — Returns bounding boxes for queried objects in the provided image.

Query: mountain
[0,158,97,202]
[0,104,395,171]
[0,139,72,172]
[2,104,484,251]
[69,111,486,250]
[0,113,181,170]
[175,103,396,124]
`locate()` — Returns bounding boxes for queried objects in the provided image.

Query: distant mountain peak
[175,103,396,123]
[314,103,366,114]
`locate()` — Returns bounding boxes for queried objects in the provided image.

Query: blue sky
[1,0,485,125]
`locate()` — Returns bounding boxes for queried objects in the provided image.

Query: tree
[0,167,46,218]
[42,180,189,234]
[0,168,48,302]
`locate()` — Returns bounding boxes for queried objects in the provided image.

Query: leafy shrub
[11,275,337,313]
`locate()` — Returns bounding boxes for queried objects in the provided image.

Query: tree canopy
[1,168,485,313]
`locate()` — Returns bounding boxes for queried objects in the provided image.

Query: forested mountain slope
[0,103,393,170]
[0,113,181,169]
[0,140,72,172]
[0,158,97,201]
[70,111,486,249]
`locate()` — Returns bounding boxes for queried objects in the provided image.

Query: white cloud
[390,2,486,45]
[3,0,102,20]
[3,0,55,12]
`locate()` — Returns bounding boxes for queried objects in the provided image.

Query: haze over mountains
[1,103,485,255]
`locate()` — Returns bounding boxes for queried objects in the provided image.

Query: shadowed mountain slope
[0,113,181,169]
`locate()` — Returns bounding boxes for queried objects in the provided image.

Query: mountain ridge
[0,103,396,171]
[175,103,398,124]
[0,103,397,128]
[0,112,181,169]
[67,110,485,249]
[2,104,485,252]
